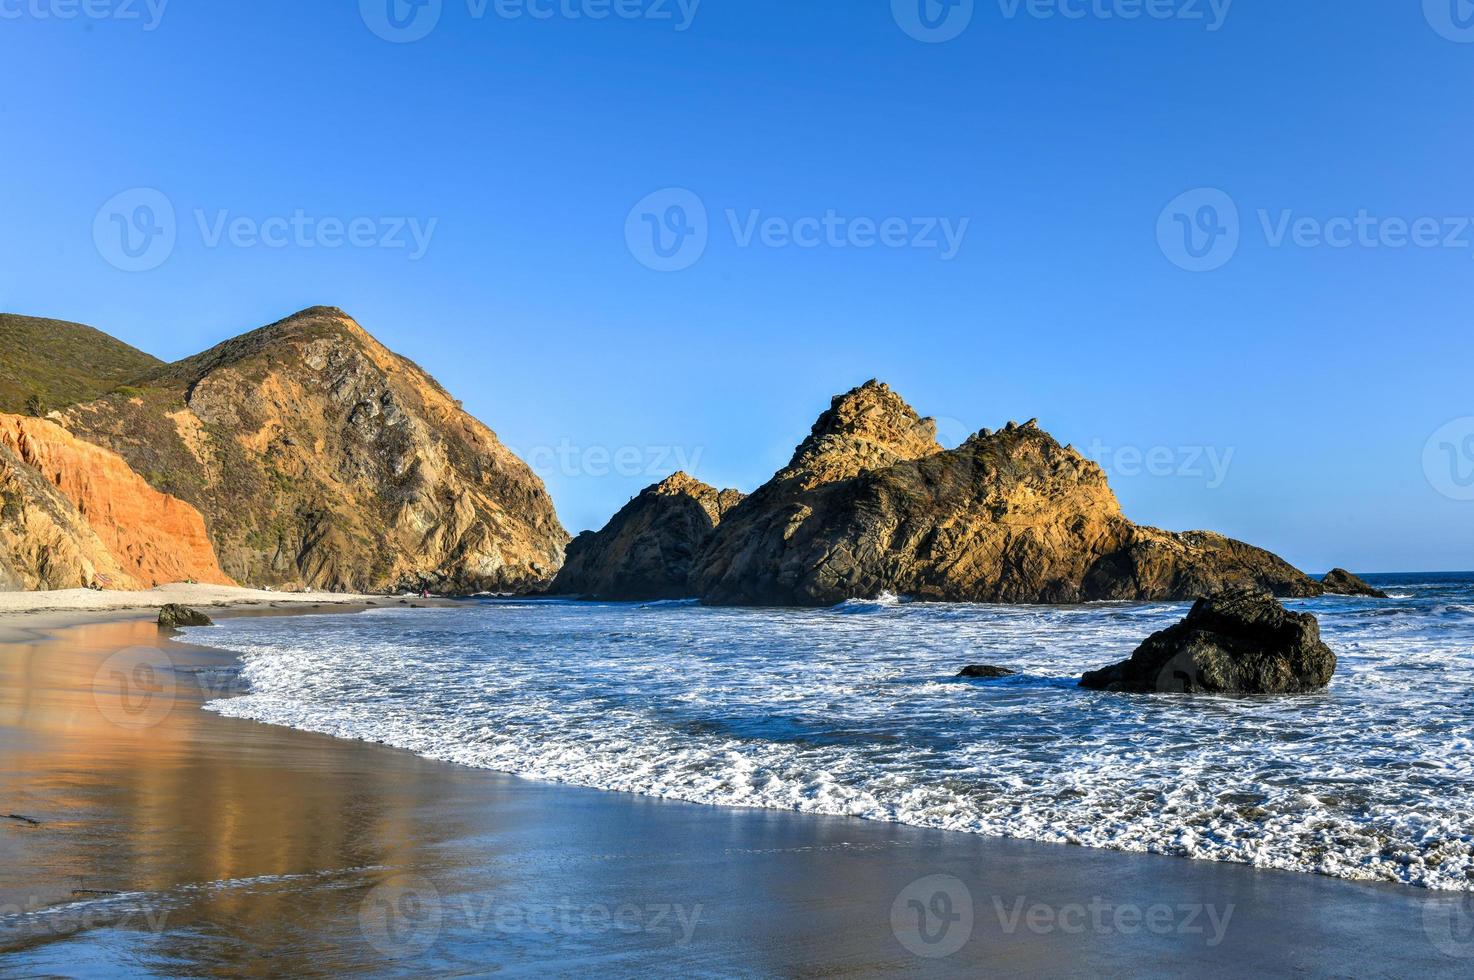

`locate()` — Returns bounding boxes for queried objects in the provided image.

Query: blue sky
[2,1,1472,572]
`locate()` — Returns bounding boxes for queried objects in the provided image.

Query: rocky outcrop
[0,414,230,590]
[1320,568,1388,599]
[957,665,1016,679]
[60,307,568,594]
[1079,590,1337,694]
[552,472,743,600]
[691,382,1322,607]
[158,604,213,630]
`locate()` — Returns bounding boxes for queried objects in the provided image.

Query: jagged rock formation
[0,414,229,590]
[691,381,1322,606]
[552,472,743,600]
[57,307,567,594]
[1079,590,1337,694]
[1320,568,1389,599]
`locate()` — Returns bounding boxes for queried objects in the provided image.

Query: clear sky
[2,1,1472,572]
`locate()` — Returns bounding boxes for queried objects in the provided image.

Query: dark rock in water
[1079,589,1336,694]
[957,665,1017,679]
[158,604,213,630]
[690,381,1323,607]
[1320,568,1389,599]
[551,472,744,601]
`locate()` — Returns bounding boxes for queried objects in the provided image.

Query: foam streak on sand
[201,574,1474,891]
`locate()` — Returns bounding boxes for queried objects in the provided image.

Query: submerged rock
[550,472,743,601]
[158,604,213,629]
[1079,590,1337,694]
[690,381,1322,607]
[1320,568,1389,599]
[957,664,1017,679]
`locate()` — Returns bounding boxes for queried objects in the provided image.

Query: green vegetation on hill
[0,313,162,415]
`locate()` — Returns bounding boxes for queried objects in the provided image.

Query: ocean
[198,574,1474,891]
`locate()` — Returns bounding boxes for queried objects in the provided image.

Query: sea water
[200,574,1474,890]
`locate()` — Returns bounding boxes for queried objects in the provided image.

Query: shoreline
[2,608,1472,973]
[0,583,460,642]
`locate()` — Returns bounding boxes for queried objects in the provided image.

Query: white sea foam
[200,580,1474,890]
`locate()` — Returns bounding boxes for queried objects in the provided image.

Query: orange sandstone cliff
[0,414,231,590]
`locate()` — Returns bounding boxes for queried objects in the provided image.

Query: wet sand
[1,614,1471,977]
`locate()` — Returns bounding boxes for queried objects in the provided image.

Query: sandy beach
[0,584,447,643]
[0,604,1468,977]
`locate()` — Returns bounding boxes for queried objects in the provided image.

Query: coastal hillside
[1,306,569,594]
[687,381,1322,605]
[552,472,743,600]
[0,414,230,590]
[0,313,162,415]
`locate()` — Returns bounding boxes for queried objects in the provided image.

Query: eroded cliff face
[690,381,1320,606]
[552,472,743,601]
[0,414,229,590]
[60,307,568,594]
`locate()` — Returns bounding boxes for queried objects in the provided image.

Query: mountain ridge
[0,306,568,595]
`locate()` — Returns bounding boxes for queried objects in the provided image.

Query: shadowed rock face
[552,472,743,601]
[59,307,568,594]
[691,381,1321,607]
[1320,568,1389,599]
[1079,590,1337,694]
